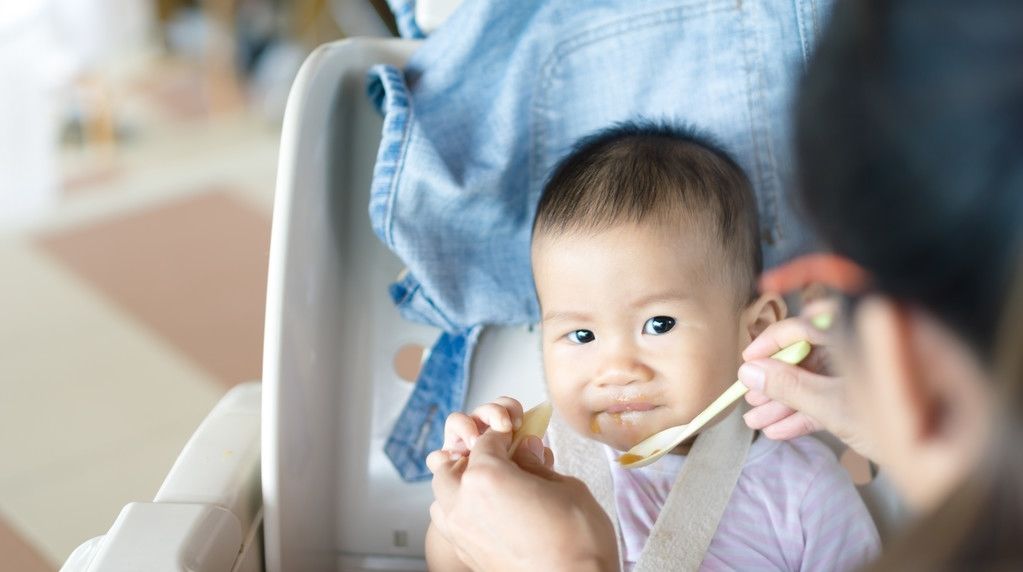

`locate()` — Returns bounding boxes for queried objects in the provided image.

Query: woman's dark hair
[798,0,1023,358]
[796,0,1023,569]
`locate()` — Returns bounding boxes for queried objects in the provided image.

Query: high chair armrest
[61,382,263,572]
[155,382,262,530]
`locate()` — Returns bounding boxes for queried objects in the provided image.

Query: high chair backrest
[263,37,905,572]
[263,38,547,572]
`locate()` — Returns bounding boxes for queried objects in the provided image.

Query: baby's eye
[643,316,676,335]
[566,330,596,344]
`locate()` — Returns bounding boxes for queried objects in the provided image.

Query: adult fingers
[742,399,797,430]
[800,345,836,377]
[742,316,833,361]
[429,453,468,513]
[738,359,841,428]
[428,504,478,571]
[508,436,561,481]
[761,411,824,441]
[744,389,771,406]
[467,426,514,463]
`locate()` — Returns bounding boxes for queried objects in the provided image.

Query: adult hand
[739,300,877,460]
[427,430,619,572]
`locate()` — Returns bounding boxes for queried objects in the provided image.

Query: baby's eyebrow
[541,310,591,323]
[630,292,689,309]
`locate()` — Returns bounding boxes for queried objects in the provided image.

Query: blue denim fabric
[381,0,424,38]
[370,0,835,481]
[385,327,480,481]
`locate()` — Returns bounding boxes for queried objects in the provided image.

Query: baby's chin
[573,412,670,452]
[587,429,703,457]
[594,435,643,453]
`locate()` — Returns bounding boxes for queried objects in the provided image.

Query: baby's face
[532,221,750,452]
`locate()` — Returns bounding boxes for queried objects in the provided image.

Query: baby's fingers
[443,412,481,453]
[491,396,524,430]
[471,401,517,433]
[426,450,454,473]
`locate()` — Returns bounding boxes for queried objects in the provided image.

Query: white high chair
[62,37,547,572]
[63,36,904,572]
[260,39,547,572]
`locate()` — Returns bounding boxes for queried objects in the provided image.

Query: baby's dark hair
[532,120,762,302]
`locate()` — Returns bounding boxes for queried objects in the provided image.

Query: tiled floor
[0,516,51,572]
[0,61,278,570]
[37,191,271,387]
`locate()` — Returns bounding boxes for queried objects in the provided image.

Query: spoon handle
[679,381,750,442]
[679,340,813,442]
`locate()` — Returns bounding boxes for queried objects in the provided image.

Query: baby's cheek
[543,354,601,436]
[545,386,589,434]
[543,355,578,399]
[668,362,727,416]
[548,388,581,420]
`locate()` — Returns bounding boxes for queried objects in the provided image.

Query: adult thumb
[510,436,561,481]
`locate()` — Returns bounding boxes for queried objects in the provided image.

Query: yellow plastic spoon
[618,340,812,469]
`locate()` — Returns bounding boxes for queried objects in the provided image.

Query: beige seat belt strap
[548,414,623,558]
[634,404,753,572]
[549,404,752,571]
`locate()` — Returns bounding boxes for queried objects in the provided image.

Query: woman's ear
[742,292,787,343]
[855,297,924,455]
[854,296,992,509]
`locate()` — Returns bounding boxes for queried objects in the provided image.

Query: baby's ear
[743,292,787,341]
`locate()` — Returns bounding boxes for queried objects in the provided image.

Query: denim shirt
[382,0,424,39]
[370,0,835,481]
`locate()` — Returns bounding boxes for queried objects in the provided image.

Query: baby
[427,122,880,570]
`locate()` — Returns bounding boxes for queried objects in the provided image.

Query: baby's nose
[594,358,654,387]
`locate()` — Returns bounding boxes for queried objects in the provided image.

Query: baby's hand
[441,397,524,460]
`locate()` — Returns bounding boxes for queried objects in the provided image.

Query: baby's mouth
[605,402,658,414]
[589,403,662,436]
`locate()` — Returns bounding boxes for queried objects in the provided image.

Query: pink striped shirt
[605,435,881,571]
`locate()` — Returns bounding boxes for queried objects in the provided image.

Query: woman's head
[798,0,1023,359]
[797,0,1023,567]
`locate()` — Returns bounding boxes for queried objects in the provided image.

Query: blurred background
[0,1,395,569]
